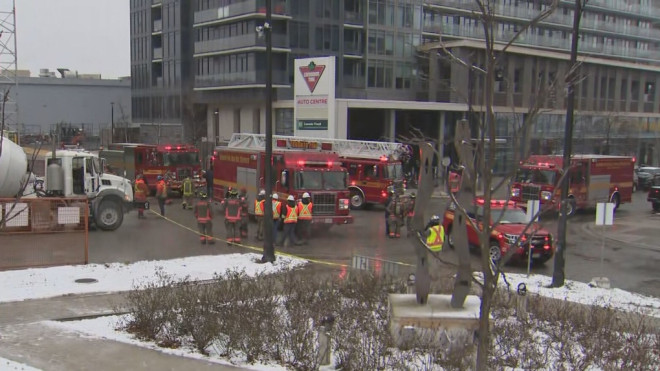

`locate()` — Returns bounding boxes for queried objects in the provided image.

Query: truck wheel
[489,242,502,273]
[349,189,366,210]
[446,225,454,249]
[653,202,660,212]
[566,197,577,217]
[96,199,123,231]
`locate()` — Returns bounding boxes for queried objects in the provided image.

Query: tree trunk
[476,281,495,369]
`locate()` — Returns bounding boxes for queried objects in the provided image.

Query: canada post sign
[297,120,328,130]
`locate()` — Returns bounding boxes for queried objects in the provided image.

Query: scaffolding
[0,0,18,137]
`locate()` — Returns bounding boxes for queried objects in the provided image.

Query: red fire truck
[510,154,634,215]
[212,134,353,226]
[320,138,406,210]
[100,143,205,194]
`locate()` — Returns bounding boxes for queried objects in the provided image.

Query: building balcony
[153,47,163,60]
[153,19,162,33]
[343,42,364,57]
[343,75,365,88]
[344,11,363,26]
[194,33,289,55]
[194,0,288,25]
[582,0,660,20]
[152,0,162,6]
[195,69,288,88]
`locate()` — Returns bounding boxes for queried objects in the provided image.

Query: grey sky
[16,0,130,79]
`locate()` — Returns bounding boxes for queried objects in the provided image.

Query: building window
[367,60,393,88]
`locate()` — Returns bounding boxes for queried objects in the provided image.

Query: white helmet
[287,195,295,201]
[302,192,310,198]
[272,193,279,200]
[258,189,266,196]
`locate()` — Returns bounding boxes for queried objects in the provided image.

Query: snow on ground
[0,253,306,303]
[2,254,659,370]
[0,357,41,371]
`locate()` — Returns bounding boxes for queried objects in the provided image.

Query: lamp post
[110,102,115,143]
[260,0,275,263]
[213,108,219,146]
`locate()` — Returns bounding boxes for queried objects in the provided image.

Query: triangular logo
[299,61,326,93]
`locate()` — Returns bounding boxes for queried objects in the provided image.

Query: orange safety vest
[296,202,313,220]
[272,201,282,219]
[254,199,264,216]
[283,204,298,224]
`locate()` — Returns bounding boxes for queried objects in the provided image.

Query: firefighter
[156,175,167,216]
[254,189,266,241]
[384,188,394,236]
[134,174,149,219]
[182,176,194,210]
[280,195,300,247]
[271,193,282,245]
[221,188,242,243]
[422,215,445,252]
[296,192,313,244]
[239,187,249,239]
[194,191,215,245]
[405,193,416,237]
[386,191,404,238]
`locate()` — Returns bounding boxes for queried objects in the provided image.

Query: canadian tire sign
[299,61,326,93]
[294,56,335,138]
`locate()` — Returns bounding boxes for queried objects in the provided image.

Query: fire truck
[212,134,353,226]
[100,143,204,195]
[510,154,634,215]
[320,138,406,210]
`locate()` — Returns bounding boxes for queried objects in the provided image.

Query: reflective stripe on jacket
[427,225,445,252]
[272,201,282,219]
[224,199,241,222]
[182,179,193,196]
[195,201,212,222]
[283,205,298,224]
[254,200,264,216]
[296,202,313,220]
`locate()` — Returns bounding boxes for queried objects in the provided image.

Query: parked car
[647,174,660,212]
[442,199,555,265]
[637,166,660,191]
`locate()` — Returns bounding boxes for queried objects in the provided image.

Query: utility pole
[552,0,584,288]
[260,0,275,263]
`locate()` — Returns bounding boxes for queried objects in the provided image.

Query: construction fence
[0,198,89,270]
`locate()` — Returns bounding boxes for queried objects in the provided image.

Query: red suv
[442,199,555,265]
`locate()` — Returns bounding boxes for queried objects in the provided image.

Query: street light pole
[552,0,583,288]
[110,102,115,143]
[261,0,275,263]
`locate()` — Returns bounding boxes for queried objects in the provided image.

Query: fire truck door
[237,167,257,213]
[124,147,137,180]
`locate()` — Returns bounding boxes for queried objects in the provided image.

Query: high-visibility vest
[297,202,313,220]
[134,180,148,199]
[224,198,241,222]
[157,180,167,199]
[182,179,193,196]
[272,201,282,219]
[283,204,298,224]
[427,225,445,252]
[195,200,211,222]
[254,200,264,216]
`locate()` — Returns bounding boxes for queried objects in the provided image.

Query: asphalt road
[89,191,660,298]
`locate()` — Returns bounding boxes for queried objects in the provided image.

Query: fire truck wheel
[446,225,454,249]
[566,197,577,217]
[96,199,123,231]
[349,189,366,210]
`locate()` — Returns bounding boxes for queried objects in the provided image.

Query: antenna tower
[0,0,18,135]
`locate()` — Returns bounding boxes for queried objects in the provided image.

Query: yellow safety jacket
[427,225,445,252]
[182,179,193,196]
[297,202,313,220]
[283,204,298,224]
[254,199,264,216]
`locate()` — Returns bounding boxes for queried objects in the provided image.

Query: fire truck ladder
[228,133,406,159]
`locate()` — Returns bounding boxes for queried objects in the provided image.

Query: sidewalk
[0,292,246,371]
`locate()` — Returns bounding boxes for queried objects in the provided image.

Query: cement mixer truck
[0,135,134,231]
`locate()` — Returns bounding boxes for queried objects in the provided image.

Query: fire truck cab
[511,154,634,215]
[213,134,353,226]
[100,143,204,195]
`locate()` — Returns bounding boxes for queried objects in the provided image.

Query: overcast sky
[16,0,130,79]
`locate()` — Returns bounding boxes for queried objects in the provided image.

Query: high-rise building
[130,0,660,169]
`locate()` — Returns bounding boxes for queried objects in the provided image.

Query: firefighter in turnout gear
[384,188,394,236]
[405,193,416,237]
[182,177,194,210]
[221,188,242,243]
[239,187,249,238]
[386,192,405,238]
[280,195,300,247]
[134,174,149,219]
[194,192,215,244]
[271,193,282,245]
[296,192,313,244]
[255,189,266,240]
[423,215,445,252]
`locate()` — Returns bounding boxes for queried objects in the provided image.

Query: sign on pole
[526,200,540,223]
[595,202,614,226]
